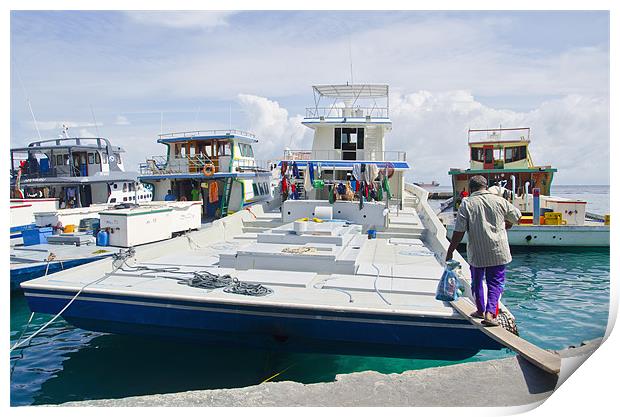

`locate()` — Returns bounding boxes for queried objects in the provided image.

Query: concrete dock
[61,340,600,407]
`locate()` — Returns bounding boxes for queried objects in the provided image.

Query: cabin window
[95,153,101,164]
[218,142,231,156]
[189,143,196,157]
[56,154,64,165]
[102,152,108,164]
[505,146,527,163]
[252,183,258,195]
[470,148,484,162]
[110,198,116,203]
[115,153,122,164]
[88,153,95,164]
[335,128,365,149]
[357,128,364,149]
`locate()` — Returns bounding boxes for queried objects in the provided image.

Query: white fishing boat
[20,85,563,374]
[443,128,609,247]
[10,127,152,241]
[138,129,276,219]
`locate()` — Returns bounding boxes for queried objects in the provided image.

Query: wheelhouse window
[88,153,95,164]
[470,148,484,162]
[504,146,527,163]
[334,127,365,149]
[95,152,101,164]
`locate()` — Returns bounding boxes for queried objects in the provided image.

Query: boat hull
[446,223,610,247]
[23,288,503,358]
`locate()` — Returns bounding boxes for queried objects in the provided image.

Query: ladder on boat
[451,298,561,374]
[219,177,234,217]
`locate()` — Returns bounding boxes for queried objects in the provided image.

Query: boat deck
[22,206,458,319]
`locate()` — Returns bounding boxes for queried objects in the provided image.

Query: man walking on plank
[446,175,521,326]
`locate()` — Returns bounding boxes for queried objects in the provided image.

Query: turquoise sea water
[9,185,610,406]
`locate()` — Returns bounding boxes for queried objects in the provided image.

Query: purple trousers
[470,265,506,317]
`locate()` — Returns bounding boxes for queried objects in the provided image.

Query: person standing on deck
[164,189,176,201]
[445,175,521,327]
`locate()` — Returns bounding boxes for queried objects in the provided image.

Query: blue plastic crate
[22,227,53,246]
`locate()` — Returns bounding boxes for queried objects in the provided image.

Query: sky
[10,10,610,185]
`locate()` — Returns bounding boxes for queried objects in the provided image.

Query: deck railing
[158,129,256,140]
[139,155,273,176]
[305,107,389,119]
[283,149,406,162]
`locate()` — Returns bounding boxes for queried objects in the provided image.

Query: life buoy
[202,163,215,177]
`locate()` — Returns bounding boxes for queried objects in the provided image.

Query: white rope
[10,253,131,353]
[371,242,391,306]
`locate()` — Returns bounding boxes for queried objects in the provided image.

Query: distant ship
[413,180,440,187]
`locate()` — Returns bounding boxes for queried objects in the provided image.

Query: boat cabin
[281,84,409,205]
[139,129,273,219]
[449,128,557,203]
[10,135,149,208]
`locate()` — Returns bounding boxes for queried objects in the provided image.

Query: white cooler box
[99,206,173,247]
[542,198,587,226]
[34,204,111,228]
[142,201,202,233]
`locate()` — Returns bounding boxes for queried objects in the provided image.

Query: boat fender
[202,163,215,177]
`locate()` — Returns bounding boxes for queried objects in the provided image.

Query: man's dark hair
[469,175,488,192]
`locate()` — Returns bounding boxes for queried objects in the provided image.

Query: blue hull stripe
[23,287,504,353]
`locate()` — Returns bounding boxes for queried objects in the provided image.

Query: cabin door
[482,145,494,170]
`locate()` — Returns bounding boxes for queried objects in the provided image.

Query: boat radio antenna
[348,33,354,86]
[13,61,42,140]
[89,104,101,138]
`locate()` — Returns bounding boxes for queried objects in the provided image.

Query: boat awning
[158,135,258,145]
[313,84,389,99]
[448,167,557,175]
[138,172,271,181]
[279,160,410,170]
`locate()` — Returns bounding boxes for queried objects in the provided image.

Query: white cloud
[115,115,130,125]
[387,90,609,185]
[236,94,311,162]
[125,11,236,30]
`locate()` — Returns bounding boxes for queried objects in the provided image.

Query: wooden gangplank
[451,298,562,375]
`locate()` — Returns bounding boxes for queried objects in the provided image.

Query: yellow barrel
[63,224,76,233]
[605,214,610,225]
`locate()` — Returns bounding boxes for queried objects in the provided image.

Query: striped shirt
[454,190,522,268]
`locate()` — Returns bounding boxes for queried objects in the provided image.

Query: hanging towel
[281,161,288,177]
[304,165,313,191]
[352,163,362,181]
[308,162,315,183]
[382,176,392,199]
[316,162,322,179]
[328,184,336,204]
[292,161,300,178]
[368,164,380,182]
[208,181,219,203]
